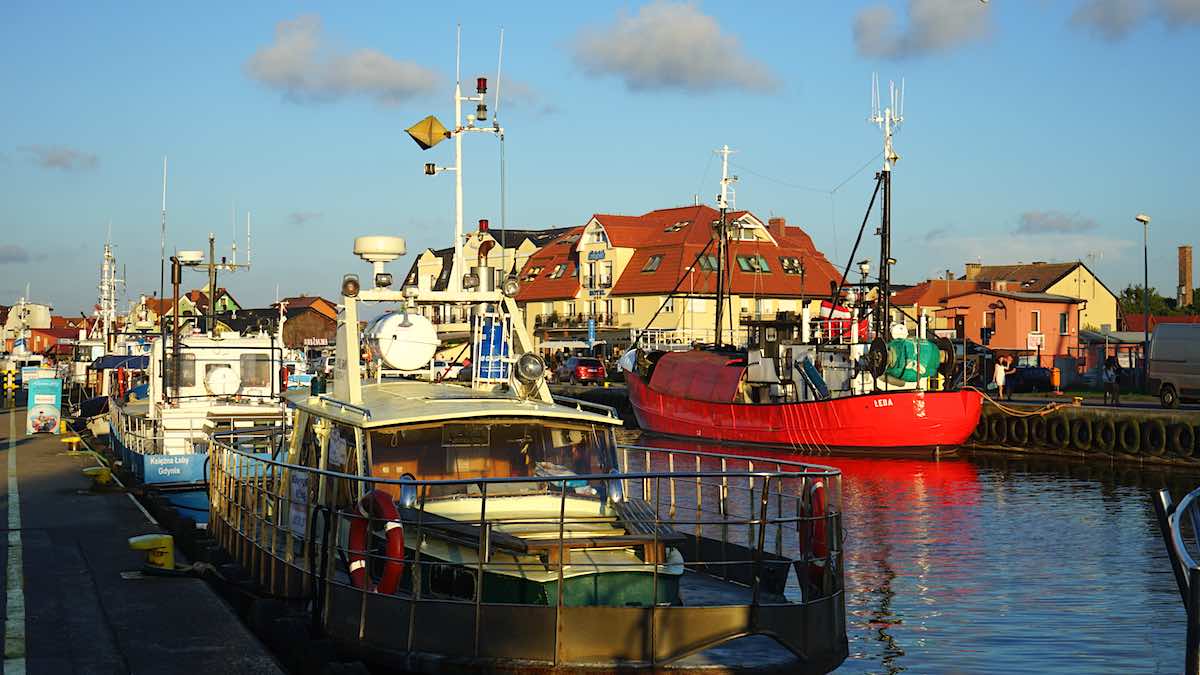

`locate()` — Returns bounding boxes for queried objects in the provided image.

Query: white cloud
[570,1,776,93]
[18,145,98,171]
[854,0,992,59]
[1070,0,1200,40]
[245,14,439,105]
[1014,210,1099,234]
[288,211,323,226]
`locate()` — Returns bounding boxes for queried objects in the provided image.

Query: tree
[1118,285,1173,317]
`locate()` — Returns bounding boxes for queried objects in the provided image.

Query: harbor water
[622,431,1189,674]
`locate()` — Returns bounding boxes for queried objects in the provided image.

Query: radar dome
[363,313,439,371]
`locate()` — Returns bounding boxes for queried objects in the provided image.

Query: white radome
[354,236,407,263]
[364,313,439,371]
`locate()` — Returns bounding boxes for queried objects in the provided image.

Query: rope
[965,386,1066,418]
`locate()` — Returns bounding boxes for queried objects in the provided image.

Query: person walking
[993,354,1008,400]
[1102,356,1121,407]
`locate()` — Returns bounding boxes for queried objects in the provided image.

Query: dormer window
[548,263,567,279]
[642,255,664,272]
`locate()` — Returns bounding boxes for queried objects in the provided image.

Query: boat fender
[117,367,126,399]
[1070,418,1092,452]
[1007,417,1029,446]
[1116,419,1141,454]
[1141,419,1168,456]
[346,490,405,594]
[971,416,988,442]
[1029,416,1049,447]
[987,416,1008,445]
[1093,418,1116,454]
[1048,416,1070,448]
[1168,423,1195,458]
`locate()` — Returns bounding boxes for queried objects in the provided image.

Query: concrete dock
[0,407,281,674]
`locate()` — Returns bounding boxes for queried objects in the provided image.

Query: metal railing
[1155,487,1200,675]
[207,427,845,667]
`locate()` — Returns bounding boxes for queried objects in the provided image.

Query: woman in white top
[994,355,1009,399]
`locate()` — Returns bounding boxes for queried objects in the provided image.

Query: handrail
[316,395,372,420]
[1155,486,1200,675]
[549,394,619,419]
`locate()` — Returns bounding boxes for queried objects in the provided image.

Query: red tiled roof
[892,280,987,307]
[144,297,176,315]
[30,327,81,339]
[276,295,338,319]
[514,227,585,302]
[1125,314,1200,332]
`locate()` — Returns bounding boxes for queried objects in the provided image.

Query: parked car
[1006,366,1052,393]
[308,355,335,377]
[555,357,606,385]
[431,359,465,380]
[1148,323,1200,408]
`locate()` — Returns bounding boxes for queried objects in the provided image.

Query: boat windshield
[368,417,616,499]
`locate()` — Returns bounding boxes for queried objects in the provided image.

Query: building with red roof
[515,204,840,347]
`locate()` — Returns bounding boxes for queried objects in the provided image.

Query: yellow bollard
[62,434,82,454]
[128,534,175,570]
[82,466,112,487]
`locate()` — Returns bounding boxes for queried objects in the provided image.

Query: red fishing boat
[625,349,981,450]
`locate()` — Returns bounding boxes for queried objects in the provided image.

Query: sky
[1,0,1198,314]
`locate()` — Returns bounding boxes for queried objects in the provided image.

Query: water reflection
[622,433,1194,674]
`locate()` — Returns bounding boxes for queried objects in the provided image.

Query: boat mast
[870,74,903,338]
[714,145,737,346]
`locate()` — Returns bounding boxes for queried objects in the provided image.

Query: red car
[556,357,607,385]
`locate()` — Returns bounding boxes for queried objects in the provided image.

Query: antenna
[494,27,505,123]
[456,24,462,84]
[716,145,738,210]
[870,73,905,171]
[231,200,238,265]
[246,211,252,267]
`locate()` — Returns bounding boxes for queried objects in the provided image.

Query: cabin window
[164,353,196,388]
[367,419,616,501]
[642,255,664,273]
[240,354,271,387]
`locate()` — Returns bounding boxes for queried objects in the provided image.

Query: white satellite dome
[205,365,241,396]
[364,312,439,371]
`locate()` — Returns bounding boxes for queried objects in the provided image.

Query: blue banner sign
[26,378,62,435]
[588,319,597,345]
[587,250,605,261]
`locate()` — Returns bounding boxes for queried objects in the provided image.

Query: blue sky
[2,1,1197,313]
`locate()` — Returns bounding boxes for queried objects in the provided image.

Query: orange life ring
[347,489,405,594]
[798,474,829,588]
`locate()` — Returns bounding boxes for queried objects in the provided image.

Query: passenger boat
[205,55,849,668]
[207,230,848,671]
[109,330,287,523]
[624,84,982,452]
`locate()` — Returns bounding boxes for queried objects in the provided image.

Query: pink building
[936,288,1082,368]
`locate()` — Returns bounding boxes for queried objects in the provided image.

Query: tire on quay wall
[988,415,1008,445]
[971,415,989,443]
[1008,417,1030,446]
[1092,418,1117,454]
[1141,418,1168,456]
[1048,415,1071,448]
[1116,418,1141,455]
[1070,418,1093,452]
[1168,423,1196,458]
[1029,416,1049,447]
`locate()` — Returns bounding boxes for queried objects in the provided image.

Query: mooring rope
[964,386,1066,418]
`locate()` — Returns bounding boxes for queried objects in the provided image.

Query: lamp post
[1136,213,1151,389]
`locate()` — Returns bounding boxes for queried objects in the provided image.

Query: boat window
[164,354,196,388]
[240,353,271,387]
[368,418,616,501]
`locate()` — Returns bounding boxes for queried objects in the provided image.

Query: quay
[0,407,281,674]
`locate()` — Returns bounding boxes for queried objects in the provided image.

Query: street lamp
[1136,213,1151,388]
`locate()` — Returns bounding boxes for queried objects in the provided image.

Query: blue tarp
[90,355,149,371]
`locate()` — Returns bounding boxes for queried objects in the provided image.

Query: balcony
[534,313,617,329]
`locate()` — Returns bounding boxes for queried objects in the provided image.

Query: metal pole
[1143,219,1150,390]
[1189,565,1200,675]
[208,234,218,334]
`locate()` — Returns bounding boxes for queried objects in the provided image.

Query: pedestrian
[1102,356,1121,407]
[993,354,1008,400]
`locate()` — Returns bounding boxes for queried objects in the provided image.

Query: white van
[1148,323,1200,408]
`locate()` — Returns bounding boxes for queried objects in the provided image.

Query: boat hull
[627,371,982,450]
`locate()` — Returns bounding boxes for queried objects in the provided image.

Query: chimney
[767,217,787,240]
[1181,245,1194,307]
[965,262,982,280]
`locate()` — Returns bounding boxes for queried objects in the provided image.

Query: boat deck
[0,407,281,673]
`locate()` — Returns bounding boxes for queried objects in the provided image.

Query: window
[642,255,664,272]
[589,229,608,244]
[697,255,719,272]
[984,311,996,330]
[736,256,753,272]
[240,353,271,387]
[736,255,771,273]
[1030,310,1041,333]
[1059,312,1069,335]
[523,265,544,281]
[623,298,636,314]
[548,263,567,279]
[165,353,196,389]
[780,256,803,275]
[565,302,575,317]
[663,297,675,313]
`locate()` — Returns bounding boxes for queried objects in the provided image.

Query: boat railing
[206,427,845,667]
[1154,487,1200,675]
[548,394,619,419]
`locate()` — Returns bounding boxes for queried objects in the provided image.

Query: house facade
[515,205,840,349]
[936,288,1081,369]
[963,261,1117,331]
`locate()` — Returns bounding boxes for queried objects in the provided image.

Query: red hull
[626,371,983,449]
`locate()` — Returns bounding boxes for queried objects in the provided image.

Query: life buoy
[346,490,405,594]
[799,475,830,590]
